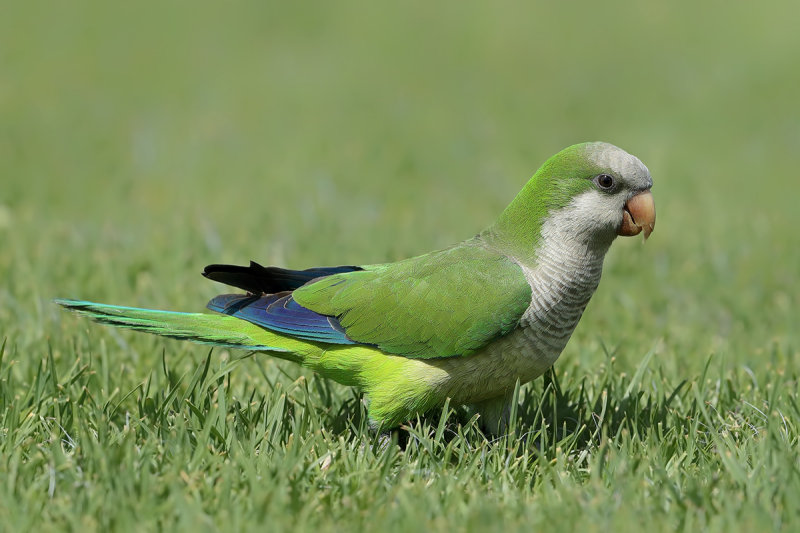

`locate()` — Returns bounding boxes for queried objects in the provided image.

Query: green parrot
[57,142,655,433]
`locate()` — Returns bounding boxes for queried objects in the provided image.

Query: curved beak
[618,190,655,240]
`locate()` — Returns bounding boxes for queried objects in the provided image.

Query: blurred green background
[1,0,799,529]
[4,0,797,366]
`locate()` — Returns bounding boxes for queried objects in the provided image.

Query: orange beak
[618,190,655,240]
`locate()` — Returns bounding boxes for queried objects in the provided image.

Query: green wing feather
[292,241,532,359]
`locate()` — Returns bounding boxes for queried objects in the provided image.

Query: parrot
[56,142,655,434]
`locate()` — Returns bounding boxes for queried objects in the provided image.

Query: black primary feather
[202,261,362,294]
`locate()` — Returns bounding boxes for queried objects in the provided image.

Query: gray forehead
[586,142,652,188]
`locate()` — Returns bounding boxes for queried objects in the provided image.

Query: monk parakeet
[57,142,655,433]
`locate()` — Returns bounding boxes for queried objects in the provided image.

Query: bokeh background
[2,1,799,529]
[4,0,797,369]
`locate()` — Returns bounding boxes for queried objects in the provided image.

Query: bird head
[489,142,655,259]
[576,142,655,241]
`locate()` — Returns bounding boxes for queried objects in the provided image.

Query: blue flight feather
[207,293,357,345]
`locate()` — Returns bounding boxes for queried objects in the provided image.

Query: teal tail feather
[55,298,292,354]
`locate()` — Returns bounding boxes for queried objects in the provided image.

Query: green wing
[292,242,532,359]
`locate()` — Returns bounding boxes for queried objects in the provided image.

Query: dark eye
[594,174,615,190]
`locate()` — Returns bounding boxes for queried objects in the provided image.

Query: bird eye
[594,174,615,190]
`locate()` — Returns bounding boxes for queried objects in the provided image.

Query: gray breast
[515,235,606,364]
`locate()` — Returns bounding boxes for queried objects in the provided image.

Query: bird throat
[512,210,609,364]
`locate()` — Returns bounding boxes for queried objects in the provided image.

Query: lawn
[2,1,799,531]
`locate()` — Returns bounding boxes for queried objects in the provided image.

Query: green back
[294,143,616,359]
[292,242,532,359]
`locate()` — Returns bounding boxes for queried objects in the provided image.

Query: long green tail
[56,299,451,428]
[55,299,300,359]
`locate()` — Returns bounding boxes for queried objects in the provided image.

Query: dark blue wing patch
[207,293,357,345]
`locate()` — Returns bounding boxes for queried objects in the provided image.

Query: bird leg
[469,391,514,436]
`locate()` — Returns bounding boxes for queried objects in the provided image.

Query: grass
[2,0,799,531]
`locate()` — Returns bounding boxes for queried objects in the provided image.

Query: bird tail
[54,298,308,362]
[55,298,445,425]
